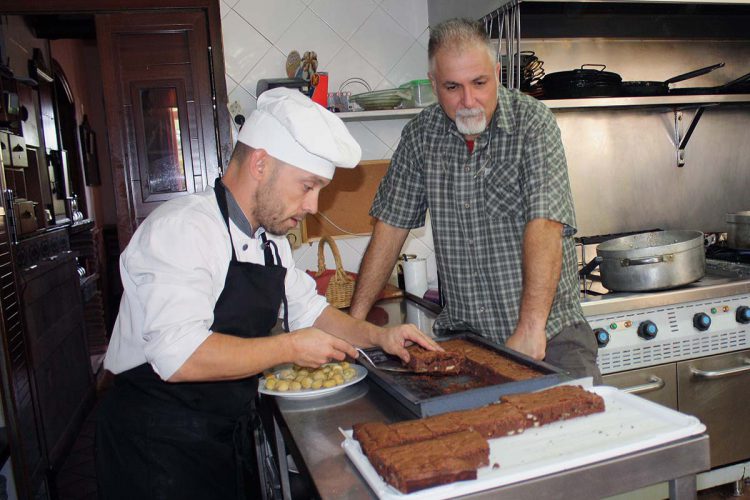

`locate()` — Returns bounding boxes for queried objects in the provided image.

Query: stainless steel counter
[266,298,710,500]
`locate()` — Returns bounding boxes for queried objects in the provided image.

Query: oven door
[602,364,677,410]
[677,349,750,468]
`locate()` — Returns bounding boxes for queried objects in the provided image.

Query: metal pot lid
[596,230,704,259]
[726,211,750,223]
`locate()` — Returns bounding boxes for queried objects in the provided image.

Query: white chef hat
[237,88,361,179]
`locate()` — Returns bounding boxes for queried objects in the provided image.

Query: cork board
[303,159,390,240]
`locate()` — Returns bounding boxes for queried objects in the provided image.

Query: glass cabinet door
[131,81,193,203]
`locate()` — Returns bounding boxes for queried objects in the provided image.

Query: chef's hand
[505,325,547,360]
[377,324,443,363]
[287,327,359,368]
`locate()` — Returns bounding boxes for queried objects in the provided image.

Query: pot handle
[621,254,674,267]
[578,255,602,277]
[581,64,607,72]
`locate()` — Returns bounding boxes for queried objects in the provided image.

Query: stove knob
[737,306,750,324]
[593,328,610,348]
[693,312,712,331]
[637,320,658,340]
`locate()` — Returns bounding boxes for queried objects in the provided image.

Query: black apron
[96,179,288,500]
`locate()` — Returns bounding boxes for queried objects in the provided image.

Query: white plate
[259,364,367,399]
[342,385,706,499]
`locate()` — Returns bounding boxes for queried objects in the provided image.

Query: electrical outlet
[286,225,302,249]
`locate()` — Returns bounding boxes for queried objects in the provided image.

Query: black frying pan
[621,62,725,97]
[669,70,750,95]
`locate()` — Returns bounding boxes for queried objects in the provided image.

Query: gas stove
[582,259,750,374]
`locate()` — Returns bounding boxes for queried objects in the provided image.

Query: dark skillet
[669,70,750,95]
[541,64,622,99]
[621,62,725,97]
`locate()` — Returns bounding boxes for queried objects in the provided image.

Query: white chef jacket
[104,187,329,380]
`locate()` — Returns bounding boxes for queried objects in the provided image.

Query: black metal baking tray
[359,332,567,417]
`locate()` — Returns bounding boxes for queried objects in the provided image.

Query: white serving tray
[341,385,706,500]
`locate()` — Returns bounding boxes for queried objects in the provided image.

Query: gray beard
[456,109,487,135]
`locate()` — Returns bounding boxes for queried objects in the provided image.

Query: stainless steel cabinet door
[603,363,677,410]
[677,349,750,468]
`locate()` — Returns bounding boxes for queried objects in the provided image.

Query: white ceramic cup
[402,258,428,298]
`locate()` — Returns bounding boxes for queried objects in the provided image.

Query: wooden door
[96,11,222,248]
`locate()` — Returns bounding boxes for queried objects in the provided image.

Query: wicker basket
[311,236,355,308]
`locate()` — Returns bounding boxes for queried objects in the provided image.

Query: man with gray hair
[350,18,600,383]
[96,88,439,499]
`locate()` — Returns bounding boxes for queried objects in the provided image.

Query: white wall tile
[418,27,430,50]
[326,45,384,95]
[386,40,429,88]
[380,0,428,39]
[234,0,306,44]
[239,46,288,97]
[220,0,233,19]
[222,11,271,82]
[309,0,377,41]
[349,7,414,77]
[225,74,239,95]
[361,118,409,150]
[228,84,257,124]
[276,9,345,70]
[345,122,390,160]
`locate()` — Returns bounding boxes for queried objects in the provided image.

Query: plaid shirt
[371,86,585,342]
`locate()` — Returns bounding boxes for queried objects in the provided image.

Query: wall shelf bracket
[673,107,707,167]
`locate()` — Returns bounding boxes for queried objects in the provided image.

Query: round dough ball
[265,378,278,390]
[297,369,310,377]
[311,379,323,390]
[276,380,290,392]
[343,368,356,380]
[289,381,302,391]
[300,377,313,389]
[312,370,326,380]
[333,374,344,385]
[322,379,337,388]
[340,361,350,369]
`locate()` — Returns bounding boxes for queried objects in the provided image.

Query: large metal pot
[596,230,705,292]
[726,211,750,249]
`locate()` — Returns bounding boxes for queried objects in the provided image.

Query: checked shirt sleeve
[520,105,578,237]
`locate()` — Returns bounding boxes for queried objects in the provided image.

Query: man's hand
[505,325,547,360]
[376,324,443,363]
[287,327,359,368]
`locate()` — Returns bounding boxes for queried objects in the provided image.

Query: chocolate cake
[352,386,607,493]
[354,402,528,457]
[405,345,464,374]
[501,385,605,426]
[369,430,489,493]
[439,338,542,382]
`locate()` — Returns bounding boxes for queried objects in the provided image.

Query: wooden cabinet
[19,246,93,470]
[97,11,223,247]
[0,195,48,499]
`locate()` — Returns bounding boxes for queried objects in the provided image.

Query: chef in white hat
[97,88,440,499]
